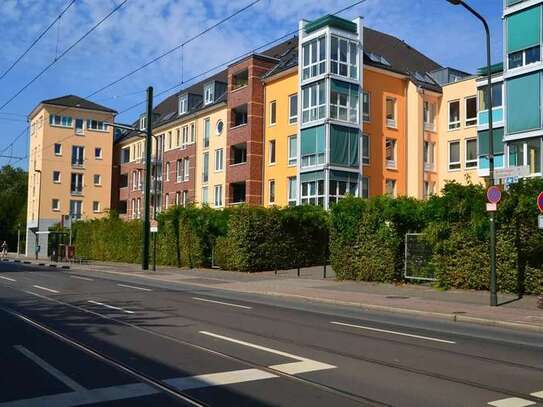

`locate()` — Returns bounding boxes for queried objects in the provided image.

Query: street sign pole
[487,186,501,306]
[142,86,153,271]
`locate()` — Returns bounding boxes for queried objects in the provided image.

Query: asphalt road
[0,260,542,407]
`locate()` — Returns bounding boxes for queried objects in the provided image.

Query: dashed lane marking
[87,300,134,314]
[530,391,543,399]
[193,297,252,309]
[330,321,456,344]
[117,283,152,292]
[488,397,536,407]
[69,275,94,281]
[0,276,16,282]
[164,368,277,391]
[33,285,59,294]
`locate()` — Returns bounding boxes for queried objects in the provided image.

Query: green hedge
[214,205,329,272]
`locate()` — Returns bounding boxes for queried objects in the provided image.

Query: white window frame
[269,140,276,165]
[330,34,359,80]
[362,134,370,165]
[302,80,326,124]
[269,100,277,126]
[139,116,147,131]
[361,176,369,199]
[288,135,297,166]
[268,179,276,205]
[183,158,190,181]
[385,138,396,169]
[301,179,325,206]
[202,152,209,184]
[302,35,326,80]
[203,118,210,148]
[86,119,106,131]
[75,118,84,134]
[93,174,102,186]
[52,199,60,211]
[386,97,396,128]
[92,201,101,213]
[54,143,62,156]
[330,81,359,124]
[178,94,188,115]
[465,138,478,168]
[448,100,461,130]
[216,119,224,135]
[508,45,541,70]
[215,148,224,172]
[362,91,370,122]
[165,162,170,182]
[204,83,214,105]
[448,140,461,170]
[287,176,297,205]
[423,141,435,171]
[385,179,396,197]
[465,96,477,127]
[288,94,298,124]
[201,186,209,204]
[423,101,436,131]
[53,171,61,183]
[214,185,223,208]
[94,147,102,160]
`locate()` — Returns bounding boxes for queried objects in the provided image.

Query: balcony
[386,159,396,169]
[230,143,247,165]
[231,182,246,204]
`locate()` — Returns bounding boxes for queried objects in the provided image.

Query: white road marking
[0,276,16,282]
[330,321,456,344]
[193,297,252,309]
[14,345,86,392]
[164,368,277,391]
[199,331,336,374]
[531,391,543,399]
[70,275,94,281]
[33,285,59,294]
[117,283,152,292]
[488,398,536,407]
[88,300,134,314]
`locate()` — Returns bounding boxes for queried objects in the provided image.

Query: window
[165,193,170,209]
[527,139,541,174]
[269,180,275,204]
[269,101,277,125]
[139,116,147,131]
[120,173,128,188]
[93,174,101,185]
[54,143,62,156]
[175,129,181,147]
[70,200,82,220]
[331,35,358,79]
[165,162,170,182]
[49,115,72,127]
[465,138,478,168]
[71,146,84,166]
[302,36,326,80]
[423,101,436,131]
[201,187,209,204]
[182,190,189,206]
[423,141,435,171]
[232,182,246,204]
[386,98,396,128]
[302,80,326,123]
[448,100,460,130]
[132,171,138,190]
[232,70,248,90]
[166,132,172,150]
[385,139,396,168]
[202,152,209,183]
[52,199,60,211]
[269,140,276,164]
[136,198,141,218]
[301,179,325,206]
[121,148,129,163]
[94,147,102,159]
[183,158,189,181]
[288,136,297,166]
[385,179,396,197]
[232,104,248,127]
[70,173,83,195]
[181,126,189,148]
[215,148,224,171]
[53,171,61,183]
[362,134,370,165]
[214,185,223,207]
[330,80,359,123]
[203,118,210,148]
[478,83,503,111]
[178,94,188,115]
[204,82,214,105]
[87,120,105,131]
[288,177,297,206]
[92,201,100,213]
[301,126,325,168]
[175,191,180,206]
[190,123,196,143]
[75,118,84,134]
[424,182,434,199]
[465,96,477,126]
[216,119,224,135]
[176,159,182,181]
[362,91,370,122]
[361,176,369,199]
[329,177,359,205]
[508,46,540,69]
[448,141,461,170]
[289,94,298,124]
[231,144,247,164]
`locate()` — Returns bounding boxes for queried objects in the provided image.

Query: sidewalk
[6,255,543,332]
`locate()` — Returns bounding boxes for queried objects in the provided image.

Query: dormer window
[204,82,214,105]
[178,94,188,115]
[139,116,147,131]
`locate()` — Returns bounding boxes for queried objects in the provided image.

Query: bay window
[331,35,358,79]
[330,80,359,123]
[302,36,326,80]
[302,80,326,123]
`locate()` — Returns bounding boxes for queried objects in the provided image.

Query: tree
[0,165,27,250]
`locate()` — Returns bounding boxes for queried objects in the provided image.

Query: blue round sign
[487,186,501,204]
[537,192,543,213]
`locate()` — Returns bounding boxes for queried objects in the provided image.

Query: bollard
[323,263,327,279]
[297,267,300,277]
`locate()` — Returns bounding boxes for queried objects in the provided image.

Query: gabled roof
[40,95,117,113]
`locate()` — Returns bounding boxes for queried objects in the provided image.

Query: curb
[5,258,70,270]
[69,267,543,334]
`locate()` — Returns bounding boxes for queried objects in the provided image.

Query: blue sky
[0,0,503,169]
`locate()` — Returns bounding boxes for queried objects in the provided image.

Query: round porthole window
[216,119,224,135]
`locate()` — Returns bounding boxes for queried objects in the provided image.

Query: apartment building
[437,76,482,191]
[26,95,116,257]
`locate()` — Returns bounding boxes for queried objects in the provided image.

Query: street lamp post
[447,0,497,306]
[105,86,154,271]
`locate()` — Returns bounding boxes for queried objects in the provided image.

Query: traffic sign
[486,203,497,212]
[494,165,530,180]
[539,215,543,230]
[487,186,501,204]
[150,219,158,233]
[537,192,543,213]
